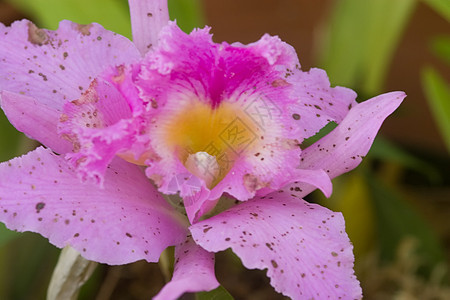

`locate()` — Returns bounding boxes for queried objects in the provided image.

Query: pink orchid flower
[0,0,405,299]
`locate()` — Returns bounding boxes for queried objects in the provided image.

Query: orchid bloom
[0,0,405,299]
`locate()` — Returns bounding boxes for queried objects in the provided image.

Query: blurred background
[0,0,449,299]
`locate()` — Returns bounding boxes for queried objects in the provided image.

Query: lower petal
[154,236,219,300]
[190,192,362,299]
[0,147,187,264]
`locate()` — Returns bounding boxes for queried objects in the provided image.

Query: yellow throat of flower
[164,100,258,188]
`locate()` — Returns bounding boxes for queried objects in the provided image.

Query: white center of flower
[184,152,220,187]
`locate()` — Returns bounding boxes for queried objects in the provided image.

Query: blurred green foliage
[432,35,450,65]
[318,0,416,96]
[370,137,440,183]
[422,67,450,152]
[423,0,450,21]
[0,113,21,161]
[6,0,131,37]
[196,286,234,300]
[422,17,450,153]
[168,0,205,32]
[0,223,19,247]
[367,171,445,273]
[317,0,449,295]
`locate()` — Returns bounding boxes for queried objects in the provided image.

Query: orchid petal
[0,90,72,154]
[183,186,213,224]
[191,194,362,300]
[0,20,140,110]
[154,236,219,300]
[0,147,187,264]
[59,73,139,184]
[128,0,169,56]
[286,91,406,197]
[287,68,358,140]
[284,168,333,198]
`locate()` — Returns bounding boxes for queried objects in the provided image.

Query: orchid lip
[155,99,260,188]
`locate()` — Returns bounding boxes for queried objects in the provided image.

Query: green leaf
[196,286,234,300]
[422,0,450,22]
[319,0,416,95]
[6,0,131,38]
[421,67,450,152]
[168,0,205,33]
[361,0,416,95]
[431,35,450,65]
[370,137,440,183]
[300,121,337,149]
[0,112,21,161]
[317,0,368,88]
[367,171,445,273]
[0,223,20,247]
[3,233,60,299]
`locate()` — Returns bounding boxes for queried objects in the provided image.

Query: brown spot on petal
[38,73,48,81]
[28,23,48,46]
[112,65,126,84]
[75,156,87,166]
[76,24,93,36]
[35,202,45,213]
[271,260,278,268]
[151,99,158,109]
[203,226,213,233]
[281,138,300,150]
[243,174,265,192]
[271,79,290,87]
[59,114,69,123]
